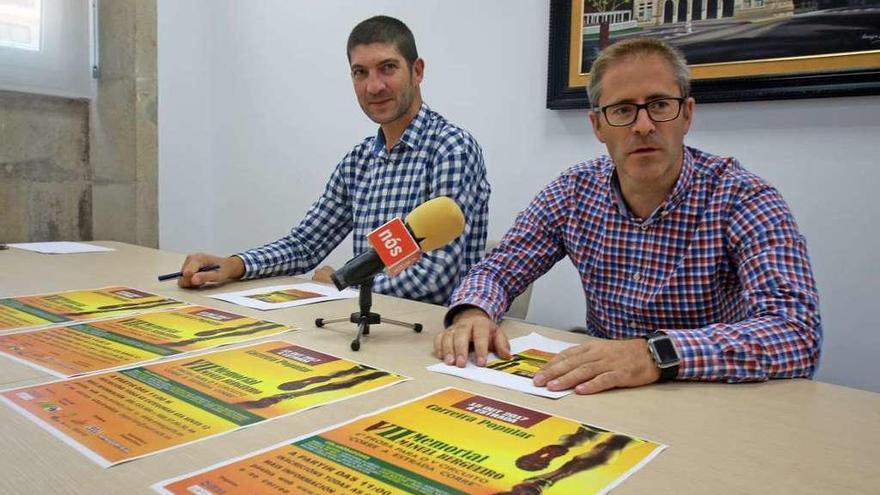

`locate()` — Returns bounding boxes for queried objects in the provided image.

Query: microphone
[330,197,465,290]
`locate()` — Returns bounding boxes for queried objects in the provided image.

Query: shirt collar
[608,145,695,221]
[371,102,431,156]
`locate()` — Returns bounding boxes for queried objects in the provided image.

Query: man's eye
[611,106,634,116]
[650,100,670,110]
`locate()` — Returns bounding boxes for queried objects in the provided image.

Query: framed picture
[547,0,880,109]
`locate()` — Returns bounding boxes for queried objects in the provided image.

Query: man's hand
[434,307,511,368]
[533,339,661,394]
[178,253,245,288]
[312,265,336,285]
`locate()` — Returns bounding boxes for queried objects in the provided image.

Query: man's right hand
[433,307,511,368]
[178,253,245,288]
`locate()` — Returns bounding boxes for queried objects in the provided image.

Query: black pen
[158,264,220,282]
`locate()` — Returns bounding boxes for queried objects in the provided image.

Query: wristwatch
[643,331,680,382]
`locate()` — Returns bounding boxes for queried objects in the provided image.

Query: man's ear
[412,58,425,84]
[589,110,605,143]
[682,96,695,135]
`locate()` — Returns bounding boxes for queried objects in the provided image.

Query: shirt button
[640,224,649,231]
[629,320,638,328]
[632,272,641,282]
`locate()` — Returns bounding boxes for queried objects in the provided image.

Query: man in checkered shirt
[177,16,490,305]
[435,38,821,393]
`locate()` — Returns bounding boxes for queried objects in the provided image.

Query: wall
[0,90,91,243]
[158,0,880,392]
[91,0,159,247]
[0,0,157,248]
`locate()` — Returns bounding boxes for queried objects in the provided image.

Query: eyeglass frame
[593,97,687,127]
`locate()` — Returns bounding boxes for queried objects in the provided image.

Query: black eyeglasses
[595,97,685,127]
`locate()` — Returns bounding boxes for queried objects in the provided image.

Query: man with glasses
[435,37,821,394]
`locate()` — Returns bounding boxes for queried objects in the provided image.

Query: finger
[178,275,197,288]
[181,254,206,277]
[535,343,595,386]
[472,324,492,367]
[452,326,475,367]
[178,256,203,288]
[575,371,621,395]
[192,268,224,286]
[493,328,512,360]
[433,331,444,359]
[547,342,592,366]
[546,362,603,391]
[533,354,575,387]
[440,330,456,365]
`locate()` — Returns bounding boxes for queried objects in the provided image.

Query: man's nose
[631,107,655,135]
[366,72,386,94]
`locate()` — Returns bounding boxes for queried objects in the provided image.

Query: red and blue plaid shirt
[449,146,821,382]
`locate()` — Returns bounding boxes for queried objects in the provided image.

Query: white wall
[159,0,880,392]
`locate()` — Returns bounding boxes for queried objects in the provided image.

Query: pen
[158,264,220,282]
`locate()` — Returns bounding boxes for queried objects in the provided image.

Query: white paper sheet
[207,282,358,310]
[6,242,115,254]
[427,332,578,398]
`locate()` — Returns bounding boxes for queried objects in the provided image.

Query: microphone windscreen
[405,196,465,252]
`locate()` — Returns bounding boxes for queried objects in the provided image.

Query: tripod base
[315,314,422,351]
[315,278,422,351]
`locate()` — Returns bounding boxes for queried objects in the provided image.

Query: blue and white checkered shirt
[237,103,490,305]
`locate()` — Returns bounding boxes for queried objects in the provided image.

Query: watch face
[650,336,679,366]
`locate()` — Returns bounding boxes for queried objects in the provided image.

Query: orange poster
[0,305,293,377]
[0,286,186,332]
[0,341,408,467]
[155,387,665,495]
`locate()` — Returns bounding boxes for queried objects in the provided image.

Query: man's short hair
[347,15,418,67]
[587,37,690,109]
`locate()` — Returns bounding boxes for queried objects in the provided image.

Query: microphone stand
[315,276,422,351]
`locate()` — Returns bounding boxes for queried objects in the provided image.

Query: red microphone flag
[366,217,421,277]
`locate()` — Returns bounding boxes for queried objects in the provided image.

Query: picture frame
[547,0,880,109]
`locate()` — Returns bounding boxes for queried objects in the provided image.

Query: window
[0,0,40,51]
[0,0,93,98]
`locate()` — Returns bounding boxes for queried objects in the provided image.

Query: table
[0,242,877,494]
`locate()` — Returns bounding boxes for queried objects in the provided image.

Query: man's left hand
[533,339,661,395]
[312,266,336,285]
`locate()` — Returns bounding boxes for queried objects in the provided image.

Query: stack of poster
[0,287,186,332]
[0,341,409,467]
[154,387,665,495]
[0,305,294,377]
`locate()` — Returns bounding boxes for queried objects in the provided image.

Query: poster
[0,305,294,377]
[155,387,665,495]
[428,333,577,398]
[0,286,186,332]
[208,283,358,311]
[0,341,408,467]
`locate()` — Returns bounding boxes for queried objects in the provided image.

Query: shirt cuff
[444,298,502,328]
[233,252,259,280]
[664,328,724,381]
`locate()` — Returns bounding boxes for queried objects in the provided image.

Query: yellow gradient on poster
[486,348,556,379]
[0,341,407,467]
[157,388,664,495]
[0,286,186,331]
[0,306,292,377]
